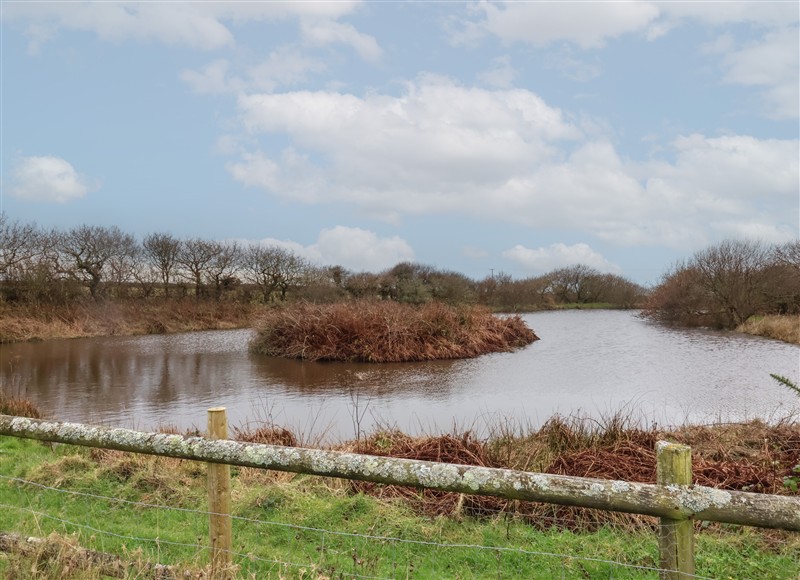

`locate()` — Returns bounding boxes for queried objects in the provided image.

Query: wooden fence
[2,409,799,579]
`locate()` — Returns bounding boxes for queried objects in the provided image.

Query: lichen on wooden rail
[1,414,798,531]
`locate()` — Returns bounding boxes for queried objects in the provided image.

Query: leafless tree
[57,225,136,301]
[242,245,307,302]
[693,239,772,326]
[176,237,217,299]
[0,214,41,282]
[143,232,181,297]
[205,240,242,300]
[549,265,603,304]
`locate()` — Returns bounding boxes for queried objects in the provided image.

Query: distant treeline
[642,239,800,329]
[0,215,647,311]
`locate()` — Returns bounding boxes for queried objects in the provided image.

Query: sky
[1,1,798,285]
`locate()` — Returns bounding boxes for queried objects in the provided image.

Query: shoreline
[1,300,798,345]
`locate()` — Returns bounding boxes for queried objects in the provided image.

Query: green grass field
[1,436,798,578]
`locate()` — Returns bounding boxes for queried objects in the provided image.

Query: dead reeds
[249,300,538,362]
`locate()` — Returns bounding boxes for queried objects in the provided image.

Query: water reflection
[1,311,798,440]
[249,355,462,399]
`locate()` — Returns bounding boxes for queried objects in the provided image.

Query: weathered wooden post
[207,407,232,578]
[656,441,695,579]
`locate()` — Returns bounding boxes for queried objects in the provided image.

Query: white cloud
[180,59,242,94]
[300,19,382,62]
[5,1,364,51]
[247,47,327,92]
[643,134,799,203]
[232,77,582,215]
[228,72,798,248]
[10,156,95,203]
[181,48,326,95]
[256,226,414,272]
[503,243,620,274]
[460,2,660,49]
[656,2,798,29]
[721,27,799,119]
[454,2,798,118]
[456,1,798,49]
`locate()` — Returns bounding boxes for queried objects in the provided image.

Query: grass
[1,437,798,579]
[250,300,539,362]
[0,299,256,343]
[1,403,798,578]
[737,314,800,344]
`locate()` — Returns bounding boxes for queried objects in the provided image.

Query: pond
[2,310,798,441]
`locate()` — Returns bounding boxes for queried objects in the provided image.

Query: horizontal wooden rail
[2,414,798,531]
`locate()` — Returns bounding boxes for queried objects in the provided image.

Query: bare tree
[57,225,136,301]
[693,239,772,327]
[205,240,242,300]
[176,237,217,299]
[142,233,181,297]
[242,245,306,302]
[0,214,41,282]
[549,265,602,304]
[105,235,140,298]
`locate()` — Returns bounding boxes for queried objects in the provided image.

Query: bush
[250,300,538,362]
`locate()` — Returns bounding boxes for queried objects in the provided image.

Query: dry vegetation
[0,300,255,343]
[340,414,800,531]
[249,300,538,362]
[737,315,800,344]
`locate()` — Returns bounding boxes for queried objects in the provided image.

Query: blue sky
[2,1,798,285]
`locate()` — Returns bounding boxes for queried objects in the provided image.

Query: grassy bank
[737,314,800,345]
[251,301,538,362]
[0,300,257,344]
[1,398,798,577]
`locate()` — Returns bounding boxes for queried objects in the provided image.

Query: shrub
[250,300,538,362]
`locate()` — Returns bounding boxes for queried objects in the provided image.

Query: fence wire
[5,471,790,578]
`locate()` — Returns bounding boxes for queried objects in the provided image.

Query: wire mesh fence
[2,470,798,579]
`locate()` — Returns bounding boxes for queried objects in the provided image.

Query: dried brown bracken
[250,300,538,362]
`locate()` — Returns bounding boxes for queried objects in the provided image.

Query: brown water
[2,310,798,441]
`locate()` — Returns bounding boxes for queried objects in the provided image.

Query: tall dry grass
[737,314,800,344]
[250,300,538,362]
[0,300,255,343]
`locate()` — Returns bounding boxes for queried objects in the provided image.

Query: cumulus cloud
[503,243,620,274]
[10,156,95,203]
[231,76,582,219]
[255,226,414,272]
[227,75,797,248]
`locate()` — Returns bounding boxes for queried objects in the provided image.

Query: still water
[2,310,798,441]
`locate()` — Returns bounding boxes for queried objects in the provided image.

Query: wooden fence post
[656,441,695,579]
[207,407,232,578]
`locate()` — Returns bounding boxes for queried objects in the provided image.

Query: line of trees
[642,239,800,329]
[0,215,648,310]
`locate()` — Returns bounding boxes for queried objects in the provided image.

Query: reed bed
[250,300,538,362]
[737,314,800,344]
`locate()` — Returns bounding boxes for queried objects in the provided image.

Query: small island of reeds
[250,300,539,362]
